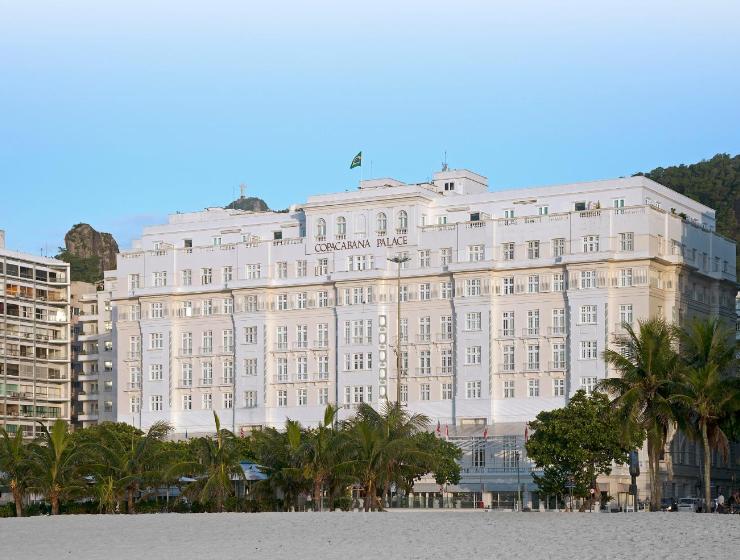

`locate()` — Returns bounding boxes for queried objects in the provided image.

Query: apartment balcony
[549,361,567,371]
[273,344,289,353]
[498,363,515,373]
[435,333,453,342]
[178,379,193,388]
[497,330,515,338]
[522,328,539,337]
[177,349,193,358]
[198,378,213,386]
[45,393,68,402]
[415,334,432,344]
[292,341,310,350]
[220,377,234,386]
[312,340,329,349]
[124,351,141,361]
[77,392,99,401]
[273,375,291,384]
[199,347,214,356]
[351,336,373,345]
[125,382,142,391]
[414,368,432,377]
[523,363,541,372]
[435,366,453,376]
[77,413,99,422]
[547,326,567,336]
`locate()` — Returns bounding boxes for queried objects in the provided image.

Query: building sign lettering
[314,236,408,253]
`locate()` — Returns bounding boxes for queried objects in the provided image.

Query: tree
[0,428,32,516]
[55,248,102,283]
[89,421,172,513]
[600,318,682,510]
[173,412,246,512]
[410,432,462,487]
[674,318,740,512]
[526,391,641,506]
[28,419,85,515]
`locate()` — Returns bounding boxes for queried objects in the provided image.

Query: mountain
[56,223,119,283]
[225,196,269,212]
[634,153,740,276]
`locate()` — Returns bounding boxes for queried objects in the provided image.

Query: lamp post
[387,255,410,405]
[515,450,522,511]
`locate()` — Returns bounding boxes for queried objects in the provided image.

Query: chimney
[0,229,5,249]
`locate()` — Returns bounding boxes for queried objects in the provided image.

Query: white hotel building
[112,169,736,504]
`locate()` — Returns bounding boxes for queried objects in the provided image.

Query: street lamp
[515,450,522,511]
[387,255,410,405]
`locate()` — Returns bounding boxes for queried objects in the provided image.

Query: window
[202,330,213,354]
[245,391,257,408]
[150,395,163,411]
[502,243,515,260]
[222,266,233,283]
[466,380,482,399]
[223,360,234,384]
[502,311,515,337]
[619,268,633,287]
[201,362,213,384]
[442,383,453,400]
[224,298,233,314]
[244,264,260,280]
[419,250,431,268]
[244,326,257,344]
[465,346,482,365]
[580,376,597,395]
[504,209,515,220]
[316,323,329,348]
[528,379,540,397]
[277,390,288,407]
[440,247,452,266]
[181,332,192,355]
[440,281,453,299]
[503,277,514,295]
[418,350,431,375]
[574,201,586,211]
[527,275,539,293]
[318,356,329,379]
[223,329,234,352]
[202,393,213,410]
[527,240,540,259]
[465,312,482,331]
[440,316,453,341]
[553,378,565,396]
[150,302,164,319]
[503,345,515,371]
[552,273,565,291]
[399,318,408,342]
[580,305,597,324]
[181,363,193,386]
[223,393,233,409]
[316,258,328,276]
[465,279,481,296]
[201,268,213,285]
[153,271,167,287]
[419,283,431,300]
[468,245,484,262]
[418,317,431,342]
[619,304,633,326]
[318,291,329,307]
[336,216,347,237]
[296,260,307,278]
[376,212,387,234]
[613,198,625,209]
[276,326,288,350]
[149,364,163,381]
[551,309,565,335]
[296,356,308,380]
[526,310,539,335]
[397,210,408,232]
[182,394,192,410]
[150,332,163,349]
[128,274,141,290]
[420,384,431,401]
[580,341,598,360]
[552,343,566,369]
[503,380,515,399]
[444,181,455,191]
[619,232,634,251]
[297,389,308,406]
[277,294,288,311]
[245,358,257,376]
[580,270,596,289]
[316,218,326,239]
[318,388,329,406]
[527,344,540,370]
[552,238,565,257]
[582,235,600,253]
[276,262,288,279]
[399,286,408,303]
[538,205,549,215]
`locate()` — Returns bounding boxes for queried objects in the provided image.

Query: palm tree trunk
[12,484,23,517]
[313,480,322,511]
[51,493,60,516]
[364,481,373,512]
[701,423,712,513]
[127,487,136,514]
[647,439,662,511]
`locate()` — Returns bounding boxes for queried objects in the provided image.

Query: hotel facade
[112,170,737,504]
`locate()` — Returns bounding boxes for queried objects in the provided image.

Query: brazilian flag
[350,151,362,169]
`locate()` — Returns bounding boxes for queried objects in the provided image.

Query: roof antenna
[441,151,448,172]
[240,184,247,199]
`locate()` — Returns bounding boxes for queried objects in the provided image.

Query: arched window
[397,210,408,232]
[316,218,326,239]
[336,216,347,237]
[356,215,367,237]
[377,212,387,234]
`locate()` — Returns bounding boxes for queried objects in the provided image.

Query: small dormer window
[316,218,326,239]
[273,231,282,241]
[213,237,222,246]
[444,182,455,191]
[574,202,586,212]
[470,212,480,222]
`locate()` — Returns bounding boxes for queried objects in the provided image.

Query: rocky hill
[225,196,269,212]
[56,223,119,283]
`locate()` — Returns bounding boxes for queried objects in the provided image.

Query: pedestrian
[716,492,725,513]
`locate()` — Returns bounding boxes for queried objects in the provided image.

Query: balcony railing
[549,361,566,371]
[522,327,539,337]
[548,326,567,336]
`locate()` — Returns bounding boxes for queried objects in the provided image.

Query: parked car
[660,497,677,512]
[676,498,701,512]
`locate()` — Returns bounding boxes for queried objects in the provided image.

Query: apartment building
[70,280,116,428]
[0,231,71,437]
[111,170,737,503]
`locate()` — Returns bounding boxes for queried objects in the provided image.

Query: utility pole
[387,256,410,405]
[515,450,522,511]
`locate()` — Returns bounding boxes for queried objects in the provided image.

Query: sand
[0,511,737,560]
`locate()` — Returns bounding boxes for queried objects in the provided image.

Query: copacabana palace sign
[314,235,408,253]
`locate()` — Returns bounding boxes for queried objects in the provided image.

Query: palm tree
[296,405,343,511]
[170,412,245,512]
[28,419,85,515]
[600,317,681,510]
[0,427,31,516]
[674,318,740,512]
[92,421,172,513]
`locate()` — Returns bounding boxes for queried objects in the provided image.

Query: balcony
[436,333,453,342]
[524,362,540,372]
[549,361,566,371]
[415,334,432,344]
[436,366,453,375]
[497,330,515,338]
[498,363,515,373]
[312,340,329,349]
[414,368,432,377]
[125,382,141,390]
[179,379,193,388]
[522,327,539,337]
[292,341,310,350]
[548,326,567,336]
[199,347,214,356]
[199,378,213,386]
[125,351,141,361]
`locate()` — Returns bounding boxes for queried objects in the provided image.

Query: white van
[676,498,701,512]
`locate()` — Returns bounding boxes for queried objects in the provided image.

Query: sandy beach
[1,511,737,560]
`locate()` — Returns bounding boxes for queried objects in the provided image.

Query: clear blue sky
[2,0,739,255]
